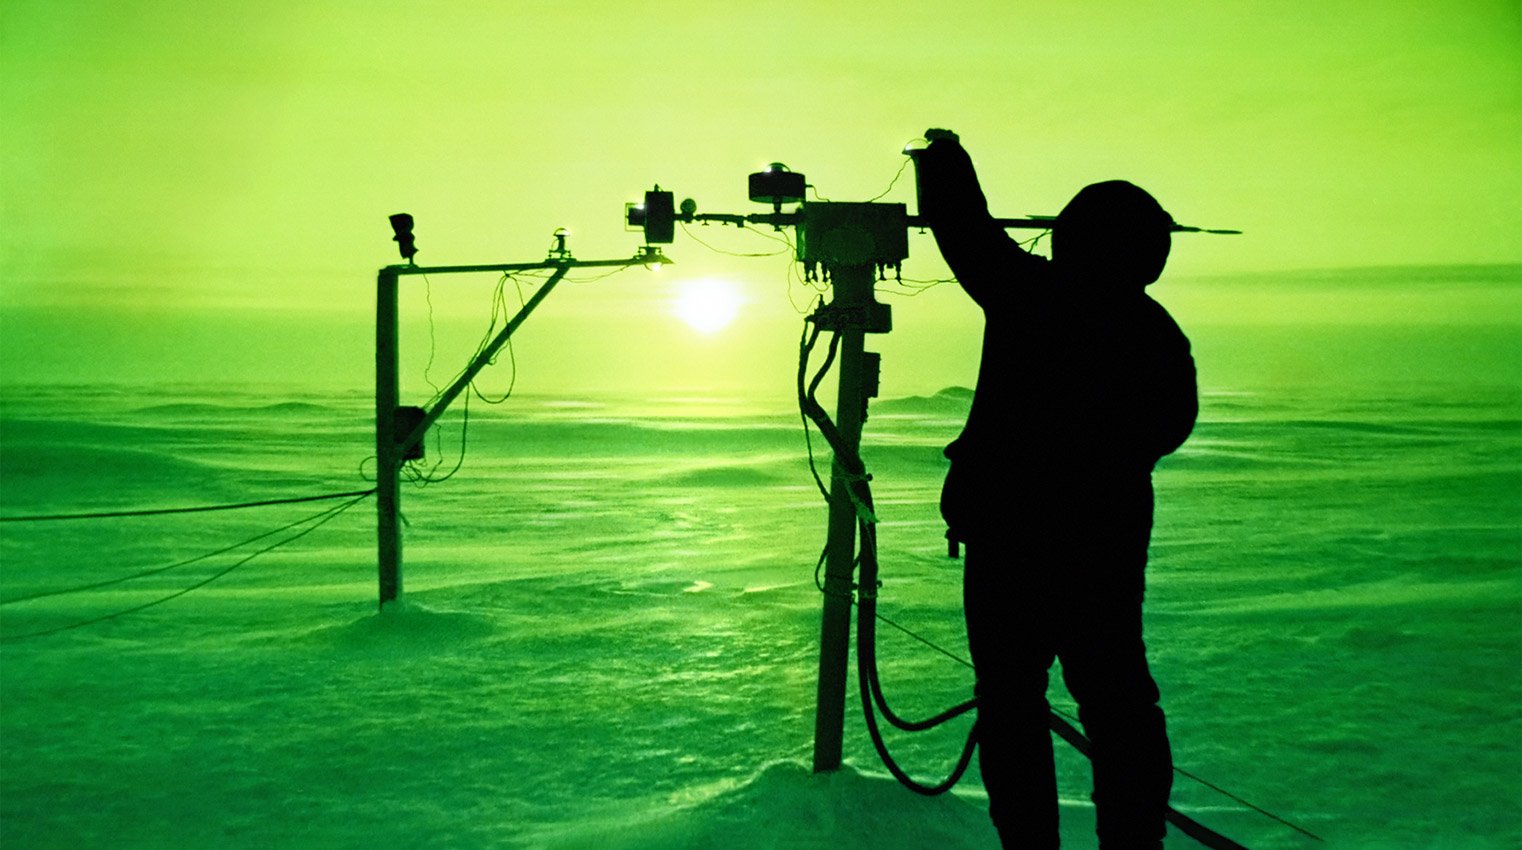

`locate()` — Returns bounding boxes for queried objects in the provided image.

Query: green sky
[2,1,1519,396]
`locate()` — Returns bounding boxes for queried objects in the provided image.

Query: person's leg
[1058,584,1172,850]
[964,544,1060,849]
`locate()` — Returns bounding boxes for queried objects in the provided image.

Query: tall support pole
[811,263,875,773]
[376,267,403,608]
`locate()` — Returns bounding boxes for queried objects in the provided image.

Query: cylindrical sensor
[643,188,675,243]
[749,163,806,207]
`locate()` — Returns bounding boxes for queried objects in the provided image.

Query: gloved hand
[910,129,981,223]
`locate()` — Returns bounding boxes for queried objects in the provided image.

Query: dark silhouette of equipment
[623,141,1257,850]
[623,155,1239,778]
[388,213,418,262]
[373,228,668,607]
[626,188,676,243]
[395,406,426,461]
[749,163,807,210]
[361,139,1302,850]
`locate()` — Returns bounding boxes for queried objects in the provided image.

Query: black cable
[799,329,859,489]
[739,222,797,254]
[852,489,975,732]
[864,596,1322,843]
[0,491,372,642]
[875,284,942,298]
[0,488,378,523]
[674,218,816,319]
[875,230,1044,299]
[852,479,979,794]
[412,271,523,487]
[796,319,833,503]
[786,262,821,316]
[1020,229,1051,252]
[562,265,635,284]
[470,277,522,406]
[811,544,831,596]
[0,489,376,606]
[858,535,1320,843]
[425,272,510,412]
[781,236,829,317]
[796,316,974,795]
[858,523,979,733]
[858,661,980,797]
[806,332,841,413]
[865,157,913,203]
[408,387,469,486]
[423,272,443,396]
[679,221,787,257]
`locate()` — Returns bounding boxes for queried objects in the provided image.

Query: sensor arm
[654,208,1231,236]
[387,254,665,457]
[399,262,569,455]
[628,148,1240,245]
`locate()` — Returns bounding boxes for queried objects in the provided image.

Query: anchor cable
[0,489,376,606]
[0,488,378,523]
[0,490,372,642]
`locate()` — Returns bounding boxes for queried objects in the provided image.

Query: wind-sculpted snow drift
[1,371,1518,848]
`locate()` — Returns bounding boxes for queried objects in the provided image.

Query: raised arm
[912,131,1043,307]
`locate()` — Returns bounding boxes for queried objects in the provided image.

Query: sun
[672,278,744,335]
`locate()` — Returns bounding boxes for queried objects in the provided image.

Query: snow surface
[2,368,1519,848]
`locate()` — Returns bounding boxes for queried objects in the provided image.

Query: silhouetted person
[914,130,1196,850]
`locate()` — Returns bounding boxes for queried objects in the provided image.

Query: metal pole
[812,262,874,773]
[376,267,402,608]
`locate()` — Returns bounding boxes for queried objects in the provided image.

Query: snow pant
[962,490,1172,850]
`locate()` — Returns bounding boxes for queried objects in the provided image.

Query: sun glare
[672,278,744,335]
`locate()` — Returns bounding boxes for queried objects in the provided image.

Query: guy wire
[0,490,374,606]
[0,489,377,523]
[0,491,372,642]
